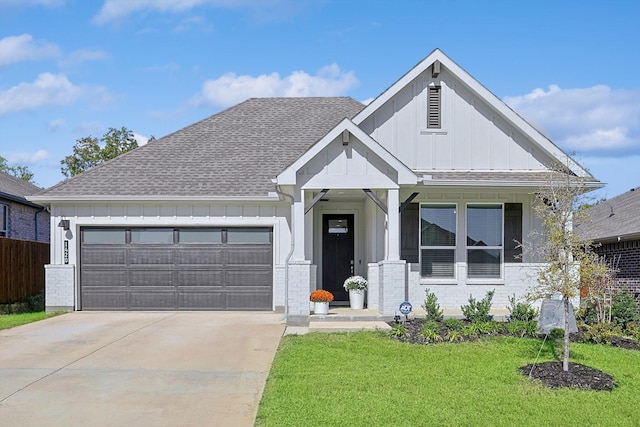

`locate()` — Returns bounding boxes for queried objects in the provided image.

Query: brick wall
[2,199,50,242]
[45,264,75,311]
[595,239,640,306]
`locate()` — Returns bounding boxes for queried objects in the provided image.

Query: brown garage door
[79,227,273,310]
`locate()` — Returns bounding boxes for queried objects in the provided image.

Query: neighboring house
[0,170,50,242]
[581,187,640,304]
[29,49,601,323]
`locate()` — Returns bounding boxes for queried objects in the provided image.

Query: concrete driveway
[0,311,285,426]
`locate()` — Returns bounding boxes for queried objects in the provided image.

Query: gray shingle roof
[0,170,45,204]
[37,97,364,198]
[580,186,640,241]
[416,170,601,187]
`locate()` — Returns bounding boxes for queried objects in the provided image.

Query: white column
[387,188,400,261]
[292,188,306,261]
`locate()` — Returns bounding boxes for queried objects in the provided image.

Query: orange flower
[310,289,334,302]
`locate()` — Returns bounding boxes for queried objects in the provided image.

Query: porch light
[58,219,70,230]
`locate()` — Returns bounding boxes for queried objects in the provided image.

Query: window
[83,229,126,244]
[427,85,441,128]
[420,204,456,278]
[226,228,271,244]
[467,204,503,278]
[0,204,6,237]
[179,228,222,244]
[130,228,174,244]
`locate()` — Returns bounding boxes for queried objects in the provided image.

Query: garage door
[79,227,273,310]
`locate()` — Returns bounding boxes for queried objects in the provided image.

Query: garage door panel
[178,292,225,309]
[129,248,174,264]
[177,270,223,287]
[129,271,174,286]
[225,247,271,265]
[178,248,223,264]
[81,270,128,287]
[82,292,128,309]
[130,292,176,309]
[226,292,272,310]
[225,270,273,287]
[82,248,126,265]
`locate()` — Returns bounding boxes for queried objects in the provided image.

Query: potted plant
[310,289,334,315]
[343,275,367,310]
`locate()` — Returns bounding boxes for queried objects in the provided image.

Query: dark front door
[322,214,354,302]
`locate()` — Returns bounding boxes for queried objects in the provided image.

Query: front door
[322,214,354,302]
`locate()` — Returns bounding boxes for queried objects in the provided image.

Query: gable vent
[427,86,441,129]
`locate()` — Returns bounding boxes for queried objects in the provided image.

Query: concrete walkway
[0,311,285,427]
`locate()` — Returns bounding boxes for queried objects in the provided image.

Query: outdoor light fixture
[58,219,70,230]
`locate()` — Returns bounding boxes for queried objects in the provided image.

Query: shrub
[506,320,538,337]
[443,318,464,331]
[583,323,623,345]
[611,292,640,329]
[625,322,640,342]
[506,294,538,322]
[422,288,443,322]
[389,323,408,337]
[420,321,443,342]
[461,290,495,323]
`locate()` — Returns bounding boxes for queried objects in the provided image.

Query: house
[581,187,640,304]
[0,170,50,242]
[29,49,601,324]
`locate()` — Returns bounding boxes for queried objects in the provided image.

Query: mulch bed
[520,362,615,391]
[388,318,638,391]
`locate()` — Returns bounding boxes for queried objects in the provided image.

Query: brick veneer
[595,239,640,306]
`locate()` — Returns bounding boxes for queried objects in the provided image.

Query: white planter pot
[348,289,365,310]
[313,301,330,315]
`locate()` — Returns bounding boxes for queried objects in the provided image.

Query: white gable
[277,119,416,188]
[354,49,591,178]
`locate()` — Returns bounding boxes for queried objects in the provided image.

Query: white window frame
[419,203,457,280]
[466,203,504,281]
[0,204,7,237]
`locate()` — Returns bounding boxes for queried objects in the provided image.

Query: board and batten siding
[359,67,553,172]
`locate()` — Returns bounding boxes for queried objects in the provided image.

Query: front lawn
[0,311,65,330]
[256,332,640,426]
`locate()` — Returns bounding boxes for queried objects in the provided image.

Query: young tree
[0,155,35,183]
[526,161,600,371]
[60,127,138,178]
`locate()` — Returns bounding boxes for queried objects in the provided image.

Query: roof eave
[27,194,283,204]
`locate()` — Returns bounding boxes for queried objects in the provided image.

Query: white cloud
[47,118,67,131]
[504,85,640,156]
[93,0,310,24]
[133,132,150,146]
[7,149,49,164]
[59,48,107,67]
[360,97,374,106]
[0,34,61,66]
[193,64,359,108]
[0,73,110,115]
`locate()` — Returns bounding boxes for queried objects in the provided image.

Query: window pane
[131,228,174,244]
[0,205,6,232]
[467,205,502,247]
[83,229,125,244]
[421,249,454,278]
[227,228,271,244]
[468,249,501,278]
[421,205,456,246]
[179,229,222,243]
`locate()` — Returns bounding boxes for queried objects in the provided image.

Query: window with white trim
[420,204,456,278]
[466,204,503,278]
[0,204,7,237]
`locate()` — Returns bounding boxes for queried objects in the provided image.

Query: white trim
[28,195,282,204]
[277,118,417,186]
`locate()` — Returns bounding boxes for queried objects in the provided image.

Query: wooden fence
[0,238,50,303]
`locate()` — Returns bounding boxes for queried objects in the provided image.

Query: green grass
[256,332,640,426]
[0,311,65,330]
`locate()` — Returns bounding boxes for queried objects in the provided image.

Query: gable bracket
[363,189,388,214]
[399,192,420,212]
[305,189,329,214]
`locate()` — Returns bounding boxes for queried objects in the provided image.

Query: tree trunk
[563,297,570,371]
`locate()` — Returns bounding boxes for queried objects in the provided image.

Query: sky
[1,0,639,200]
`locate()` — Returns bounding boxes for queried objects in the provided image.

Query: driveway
[0,311,285,426]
